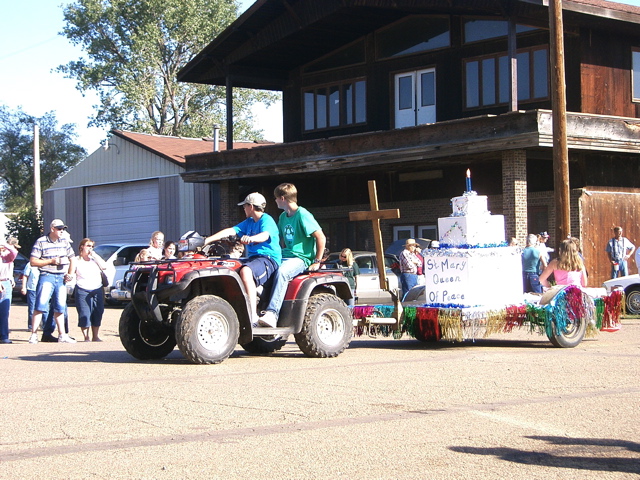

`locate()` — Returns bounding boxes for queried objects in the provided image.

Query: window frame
[302,78,367,132]
[633,47,640,103]
[463,45,549,110]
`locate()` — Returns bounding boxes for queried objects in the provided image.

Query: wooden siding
[579,187,640,287]
[580,29,636,117]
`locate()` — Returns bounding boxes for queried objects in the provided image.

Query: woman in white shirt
[73,238,108,341]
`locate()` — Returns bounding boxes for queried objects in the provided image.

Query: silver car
[325,251,400,304]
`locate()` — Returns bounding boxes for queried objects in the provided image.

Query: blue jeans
[523,272,542,293]
[26,289,36,329]
[34,272,67,313]
[400,273,418,300]
[611,260,628,279]
[75,287,105,328]
[0,279,12,340]
[266,257,306,316]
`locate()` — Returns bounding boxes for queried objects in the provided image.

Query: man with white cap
[28,219,77,343]
[204,193,281,326]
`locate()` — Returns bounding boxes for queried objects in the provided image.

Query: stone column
[501,149,528,244]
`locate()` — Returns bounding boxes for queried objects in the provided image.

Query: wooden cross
[349,180,400,290]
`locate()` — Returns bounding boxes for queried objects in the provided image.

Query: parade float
[349,177,623,348]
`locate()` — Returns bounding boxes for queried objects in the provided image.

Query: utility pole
[33,124,41,214]
[549,0,571,248]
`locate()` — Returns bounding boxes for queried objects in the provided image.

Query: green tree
[6,207,43,256]
[0,106,86,212]
[58,0,278,140]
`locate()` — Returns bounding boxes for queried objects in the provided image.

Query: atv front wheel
[294,294,352,358]
[119,302,176,360]
[176,295,239,364]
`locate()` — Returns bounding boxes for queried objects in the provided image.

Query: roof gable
[111,130,268,167]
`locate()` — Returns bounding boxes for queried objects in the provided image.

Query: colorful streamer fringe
[353,287,623,343]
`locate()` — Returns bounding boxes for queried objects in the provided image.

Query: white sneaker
[258,310,278,328]
[58,333,77,344]
[28,333,38,344]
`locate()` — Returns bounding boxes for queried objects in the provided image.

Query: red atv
[118,233,353,364]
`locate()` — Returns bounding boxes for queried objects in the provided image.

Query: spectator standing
[147,231,165,260]
[0,239,18,343]
[21,262,39,330]
[73,238,108,342]
[28,219,77,344]
[259,183,325,328]
[522,234,543,293]
[605,226,635,279]
[163,241,177,259]
[399,238,422,300]
[337,248,359,307]
[536,232,551,273]
[205,193,281,326]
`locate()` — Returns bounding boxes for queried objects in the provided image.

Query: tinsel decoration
[438,308,463,341]
[504,304,527,332]
[352,289,621,342]
[601,289,623,332]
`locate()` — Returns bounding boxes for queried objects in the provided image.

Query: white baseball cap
[238,193,267,209]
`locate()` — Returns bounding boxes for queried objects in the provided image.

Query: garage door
[87,180,159,244]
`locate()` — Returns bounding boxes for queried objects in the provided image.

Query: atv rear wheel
[176,295,239,364]
[294,293,352,358]
[240,336,288,354]
[119,302,176,360]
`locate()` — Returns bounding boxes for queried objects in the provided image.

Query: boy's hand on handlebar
[240,235,253,244]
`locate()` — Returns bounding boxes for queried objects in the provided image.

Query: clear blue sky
[1,0,639,153]
[0,0,278,153]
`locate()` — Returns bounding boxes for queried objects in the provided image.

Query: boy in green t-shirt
[258,183,326,327]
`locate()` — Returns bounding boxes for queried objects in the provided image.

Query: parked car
[325,251,400,304]
[602,274,640,315]
[93,244,148,304]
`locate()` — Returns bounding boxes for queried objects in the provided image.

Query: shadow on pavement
[450,436,640,475]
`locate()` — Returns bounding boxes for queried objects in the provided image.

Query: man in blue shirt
[605,226,635,279]
[205,193,281,326]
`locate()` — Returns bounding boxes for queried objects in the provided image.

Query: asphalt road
[1,303,639,479]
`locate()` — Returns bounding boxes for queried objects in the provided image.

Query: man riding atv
[118,226,353,365]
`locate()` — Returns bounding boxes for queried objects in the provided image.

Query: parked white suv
[93,244,148,304]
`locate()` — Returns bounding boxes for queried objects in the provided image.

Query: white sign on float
[422,247,524,307]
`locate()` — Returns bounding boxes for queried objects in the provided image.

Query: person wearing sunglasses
[28,219,77,344]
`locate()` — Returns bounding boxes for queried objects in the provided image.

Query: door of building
[394,68,436,128]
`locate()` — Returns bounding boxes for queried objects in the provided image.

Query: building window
[463,18,537,43]
[376,16,449,59]
[303,80,366,131]
[464,46,549,109]
[303,40,366,74]
[633,48,640,102]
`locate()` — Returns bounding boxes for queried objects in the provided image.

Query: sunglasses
[54,226,67,231]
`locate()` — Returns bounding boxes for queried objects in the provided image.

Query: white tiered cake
[422,192,523,308]
[438,194,505,247]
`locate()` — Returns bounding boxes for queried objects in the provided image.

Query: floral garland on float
[352,286,623,343]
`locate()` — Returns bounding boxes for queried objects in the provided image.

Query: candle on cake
[466,169,472,192]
